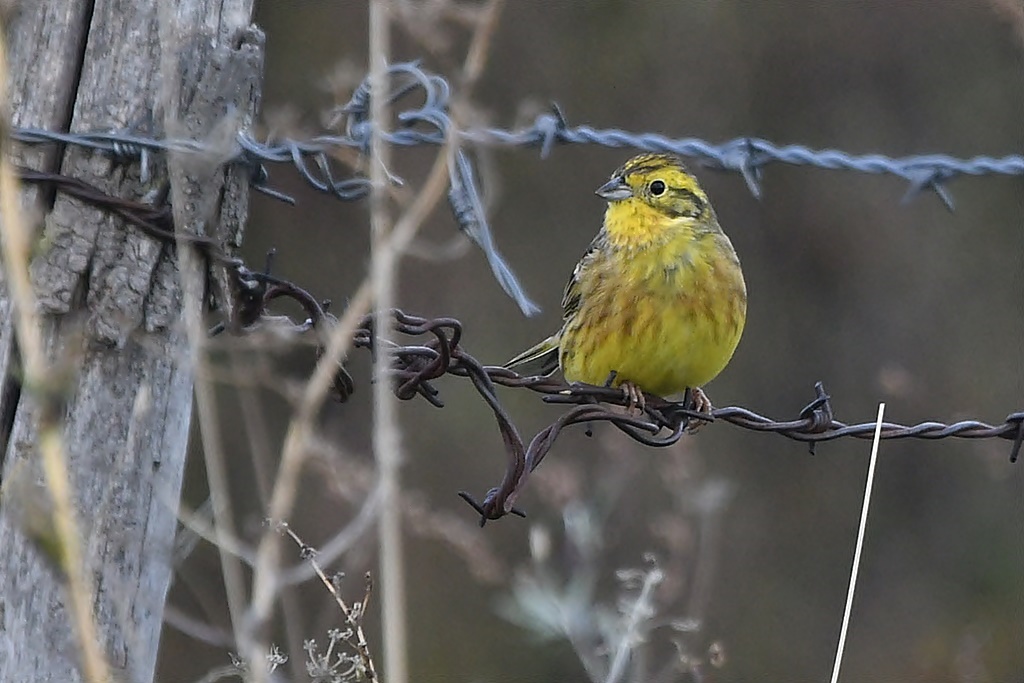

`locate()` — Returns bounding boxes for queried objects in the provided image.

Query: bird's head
[596,153,710,221]
[595,153,718,248]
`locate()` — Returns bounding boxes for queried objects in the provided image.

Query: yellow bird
[505,153,746,413]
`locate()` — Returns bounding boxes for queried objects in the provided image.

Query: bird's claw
[686,387,713,433]
[622,380,646,415]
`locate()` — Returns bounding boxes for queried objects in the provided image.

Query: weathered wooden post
[0,2,262,680]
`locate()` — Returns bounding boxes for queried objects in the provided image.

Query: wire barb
[447,148,540,315]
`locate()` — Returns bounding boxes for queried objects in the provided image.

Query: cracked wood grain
[0,1,262,680]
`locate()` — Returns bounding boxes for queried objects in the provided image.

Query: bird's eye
[649,180,666,196]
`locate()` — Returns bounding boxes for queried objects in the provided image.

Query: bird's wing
[560,233,604,322]
[506,234,604,374]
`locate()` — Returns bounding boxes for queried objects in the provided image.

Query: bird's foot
[621,380,646,415]
[687,387,713,434]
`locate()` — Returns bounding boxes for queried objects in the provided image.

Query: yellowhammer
[505,153,746,414]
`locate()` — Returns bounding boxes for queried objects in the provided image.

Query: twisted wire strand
[13,61,1023,208]
[12,61,1024,314]
[16,117,1023,200]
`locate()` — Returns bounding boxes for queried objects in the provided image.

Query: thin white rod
[830,402,886,683]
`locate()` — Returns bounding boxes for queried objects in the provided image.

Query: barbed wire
[12,62,1024,316]
[206,256,1021,525]
[14,62,1024,203]
[15,166,1023,523]
[12,62,1022,524]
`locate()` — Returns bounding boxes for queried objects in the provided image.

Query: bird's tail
[504,334,560,375]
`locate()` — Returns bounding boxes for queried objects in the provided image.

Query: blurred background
[161,2,1023,681]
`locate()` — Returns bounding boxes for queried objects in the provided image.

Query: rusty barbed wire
[12,160,1023,520]
[16,167,238,260]
[207,255,1023,524]
[366,314,1022,524]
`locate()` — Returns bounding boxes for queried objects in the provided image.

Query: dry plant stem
[279,483,383,587]
[226,354,306,681]
[0,26,112,683]
[171,496,255,566]
[830,402,886,683]
[192,664,244,683]
[281,525,379,681]
[185,283,249,635]
[459,0,504,90]
[245,280,371,652]
[243,120,448,667]
[369,4,410,683]
[392,0,503,254]
[163,604,235,648]
[233,354,278,503]
[244,1,504,674]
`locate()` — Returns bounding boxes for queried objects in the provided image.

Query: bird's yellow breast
[558,228,746,397]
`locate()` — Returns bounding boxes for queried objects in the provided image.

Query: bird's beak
[595,177,632,201]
